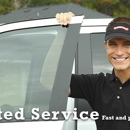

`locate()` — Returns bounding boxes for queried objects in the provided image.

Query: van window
[91,33,113,74]
[0,26,67,121]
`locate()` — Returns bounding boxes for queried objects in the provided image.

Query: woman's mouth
[113,57,128,62]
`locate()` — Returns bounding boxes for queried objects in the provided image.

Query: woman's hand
[56,12,75,26]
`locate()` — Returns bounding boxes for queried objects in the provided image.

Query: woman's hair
[106,16,130,31]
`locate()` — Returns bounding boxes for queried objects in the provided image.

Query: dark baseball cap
[105,23,130,41]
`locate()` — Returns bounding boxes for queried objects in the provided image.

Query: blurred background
[0,0,130,18]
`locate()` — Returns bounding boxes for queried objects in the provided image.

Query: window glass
[91,33,113,74]
[0,26,67,121]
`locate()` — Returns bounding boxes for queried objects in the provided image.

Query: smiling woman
[104,37,130,83]
[104,38,130,75]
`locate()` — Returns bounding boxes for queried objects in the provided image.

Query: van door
[75,18,113,130]
[0,16,83,130]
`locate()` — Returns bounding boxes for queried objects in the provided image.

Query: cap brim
[105,33,130,41]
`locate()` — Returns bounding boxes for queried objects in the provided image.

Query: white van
[0,16,113,130]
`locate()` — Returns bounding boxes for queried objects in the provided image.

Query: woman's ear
[104,41,107,51]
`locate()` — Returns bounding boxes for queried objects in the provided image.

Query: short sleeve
[69,73,105,107]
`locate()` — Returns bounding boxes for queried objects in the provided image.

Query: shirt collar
[109,69,117,81]
[109,69,130,82]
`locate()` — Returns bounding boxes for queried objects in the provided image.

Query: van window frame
[0,16,83,122]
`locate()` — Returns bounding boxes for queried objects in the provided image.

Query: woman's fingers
[56,12,75,25]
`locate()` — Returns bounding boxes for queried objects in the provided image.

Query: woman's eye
[108,43,116,46]
[124,43,130,46]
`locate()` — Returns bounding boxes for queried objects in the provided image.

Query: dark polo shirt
[69,71,130,130]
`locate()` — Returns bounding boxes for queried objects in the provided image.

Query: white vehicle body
[0,16,113,130]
